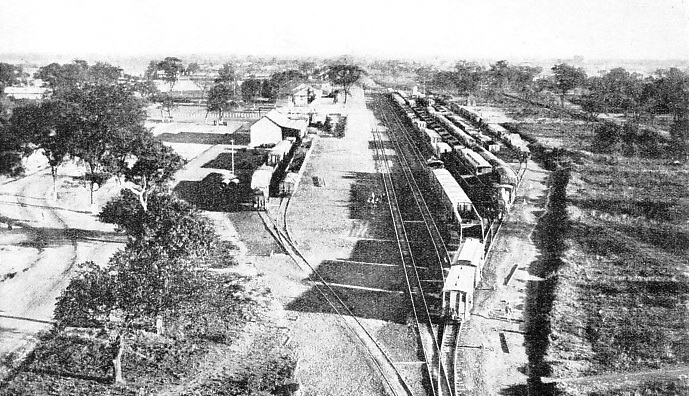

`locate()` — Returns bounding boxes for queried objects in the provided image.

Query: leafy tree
[8,100,75,199]
[143,60,159,80]
[156,57,185,90]
[260,79,275,99]
[327,64,364,104]
[153,91,176,119]
[488,60,510,92]
[454,61,485,94]
[54,245,200,383]
[654,68,689,122]
[133,79,160,102]
[185,62,200,75]
[207,83,235,119]
[240,78,263,102]
[508,65,542,98]
[59,84,147,204]
[0,62,19,89]
[593,122,623,152]
[34,60,90,92]
[265,70,306,100]
[99,191,217,259]
[551,63,587,107]
[215,63,236,85]
[120,136,185,211]
[88,62,123,84]
[0,102,28,177]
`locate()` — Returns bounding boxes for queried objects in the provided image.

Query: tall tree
[0,102,28,177]
[60,84,147,205]
[120,135,185,211]
[454,61,485,94]
[88,62,123,84]
[488,60,510,92]
[156,57,185,90]
[0,62,19,89]
[327,64,364,104]
[143,60,159,80]
[185,62,201,75]
[206,83,235,119]
[240,78,263,102]
[551,63,587,107]
[8,100,75,199]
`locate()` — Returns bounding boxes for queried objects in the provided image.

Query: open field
[477,93,689,395]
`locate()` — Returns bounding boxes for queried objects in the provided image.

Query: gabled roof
[264,109,307,131]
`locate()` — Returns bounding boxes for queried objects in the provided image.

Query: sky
[1,0,688,61]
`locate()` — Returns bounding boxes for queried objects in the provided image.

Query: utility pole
[231,139,235,176]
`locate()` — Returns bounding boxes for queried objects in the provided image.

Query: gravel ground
[282,86,424,395]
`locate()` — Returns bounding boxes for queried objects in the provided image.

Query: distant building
[3,86,51,100]
[249,109,308,147]
[288,83,321,107]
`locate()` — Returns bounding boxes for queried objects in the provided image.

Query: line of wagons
[250,138,299,210]
[388,90,529,322]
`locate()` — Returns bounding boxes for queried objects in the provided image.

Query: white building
[249,109,308,148]
[3,86,51,100]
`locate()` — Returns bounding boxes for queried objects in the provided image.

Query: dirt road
[455,160,550,395]
[0,161,125,380]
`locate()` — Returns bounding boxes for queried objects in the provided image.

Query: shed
[249,117,282,148]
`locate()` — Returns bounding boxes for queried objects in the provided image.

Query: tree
[120,135,185,211]
[59,84,147,205]
[551,63,587,107]
[156,57,185,90]
[153,92,176,119]
[88,62,123,84]
[267,70,306,100]
[260,79,275,99]
[454,61,485,94]
[144,60,159,80]
[186,62,201,75]
[34,60,90,92]
[508,65,542,99]
[207,83,235,119]
[327,64,364,104]
[0,102,28,177]
[0,62,19,89]
[488,60,510,92]
[8,100,75,199]
[133,79,160,102]
[54,245,200,383]
[215,63,236,85]
[240,78,263,102]
[593,122,623,152]
[99,191,218,259]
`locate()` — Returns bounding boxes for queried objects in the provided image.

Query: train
[442,237,485,321]
[251,138,297,208]
[389,91,522,216]
[387,90,530,323]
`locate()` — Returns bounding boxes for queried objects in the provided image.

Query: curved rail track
[258,205,415,396]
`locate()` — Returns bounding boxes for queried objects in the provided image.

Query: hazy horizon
[1,0,687,67]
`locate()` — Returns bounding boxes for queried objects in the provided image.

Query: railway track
[370,97,456,396]
[376,92,532,396]
[258,203,415,396]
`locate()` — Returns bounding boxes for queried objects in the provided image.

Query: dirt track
[0,161,125,380]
